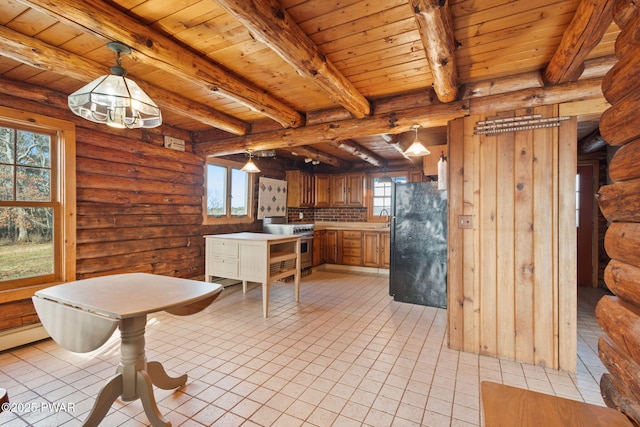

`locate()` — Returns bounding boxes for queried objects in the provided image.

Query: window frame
[203,157,256,225]
[0,106,76,303]
[367,171,409,223]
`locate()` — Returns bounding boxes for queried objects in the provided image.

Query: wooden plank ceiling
[0,0,619,170]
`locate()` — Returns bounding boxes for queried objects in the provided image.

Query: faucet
[379,208,390,227]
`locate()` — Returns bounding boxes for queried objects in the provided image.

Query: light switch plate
[458,215,473,229]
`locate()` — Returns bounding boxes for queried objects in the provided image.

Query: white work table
[32,273,223,427]
[204,232,301,317]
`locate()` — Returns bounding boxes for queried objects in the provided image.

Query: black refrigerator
[389,181,448,308]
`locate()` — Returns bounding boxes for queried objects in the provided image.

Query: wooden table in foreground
[204,232,301,317]
[32,273,223,427]
[481,381,633,427]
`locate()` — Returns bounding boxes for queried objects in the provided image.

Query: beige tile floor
[0,269,610,426]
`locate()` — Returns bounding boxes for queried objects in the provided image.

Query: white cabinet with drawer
[204,232,301,317]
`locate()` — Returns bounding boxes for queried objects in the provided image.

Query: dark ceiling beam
[411,0,460,103]
[543,0,615,84]
[0,24,250,135]
[20,0,304,128]
[579,128,607,153]
[287,146,350,169]
[381,134,412,160]
[214,0,371,119]
[328,139,384,167]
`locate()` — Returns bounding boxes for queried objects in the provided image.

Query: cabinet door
[286,170,314,207]
[362,232,379,267]
[325,230,338,264]
[380,232,390,268]
[313,230,326,266]
[331,175,347,206]
[302,172,315,206]
[346,173,364,206]
[315,174,331,207]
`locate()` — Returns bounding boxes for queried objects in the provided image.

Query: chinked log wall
[0,89,262,333]
[595,0,640,424]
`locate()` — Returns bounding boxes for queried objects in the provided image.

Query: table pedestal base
[82,316,187,427]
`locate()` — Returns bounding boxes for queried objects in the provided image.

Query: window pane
[0,207,54,281]
[0,127,15,164]
[231,168,248,216]
[207,164,227,216]
[17,130,51,168]
[17,166,50,201]
[0,164,13,201]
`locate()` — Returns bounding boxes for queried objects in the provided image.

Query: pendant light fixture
[378,174,393,184]
[68,41,162,129]
[241,150,260,173]
[404,124,431,156]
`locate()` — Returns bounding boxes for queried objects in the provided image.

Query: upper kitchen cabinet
[286,170,315,208]
[314,174,331,208]
[423,145,448,176]
[331,173,364,207]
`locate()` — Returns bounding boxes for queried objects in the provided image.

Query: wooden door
[447,108,577,371]
[577,162,598,287]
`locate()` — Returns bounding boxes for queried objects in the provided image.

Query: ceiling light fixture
[404,124,431,156]
[378,174,393,184]
[68,41,162,129]
[241,150,260,173]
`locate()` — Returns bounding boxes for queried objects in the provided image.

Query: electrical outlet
[458,215,473,229]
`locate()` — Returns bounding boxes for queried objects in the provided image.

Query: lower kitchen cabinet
[363,231,390,268]
[325,230,338,264]
[313,230,325,266]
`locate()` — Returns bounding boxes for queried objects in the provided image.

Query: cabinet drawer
[342,238,361,248]
[209,241,239,258]
[343,247,361,257]
[209,259,239,277]
[342,256,361,266]
[343,231,362,239]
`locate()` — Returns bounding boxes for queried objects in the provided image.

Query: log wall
[0,89,263,333]
[448,105,577,371]
[596,1,640,424]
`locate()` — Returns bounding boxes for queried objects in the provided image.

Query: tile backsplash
[286,207,367,223]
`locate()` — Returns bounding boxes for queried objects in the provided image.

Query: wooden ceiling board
[459,0,577,24]
[296,0,408,36]
[155,1,225,35]
[305,5,414,51]
[0,1,29,25]
[126,0,207,24]
[284,0,364,25]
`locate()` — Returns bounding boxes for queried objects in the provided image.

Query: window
[0,106,75,298]
[205,158,254,224]
[369,172,407,220]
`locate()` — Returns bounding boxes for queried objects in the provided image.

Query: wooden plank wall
[448,106,577,371]
[594,0,640,423]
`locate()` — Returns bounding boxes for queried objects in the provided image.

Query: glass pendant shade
[404,125,431,156]
[241,152,260,173]
[68,41,161,129]
[378,174,393,183]
[68,75,162,129]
